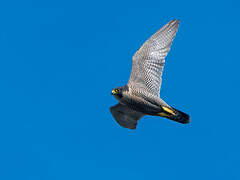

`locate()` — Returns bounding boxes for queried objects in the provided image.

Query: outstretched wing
[110,103,144,129]
[128,20,180,97]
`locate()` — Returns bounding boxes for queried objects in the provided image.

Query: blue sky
[0,0,240,179]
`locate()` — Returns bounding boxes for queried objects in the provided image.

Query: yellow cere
[162,106,176,115]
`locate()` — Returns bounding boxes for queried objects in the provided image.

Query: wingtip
[166,19,180,29]
[172,19,180,25]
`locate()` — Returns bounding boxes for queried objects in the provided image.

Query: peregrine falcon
[110,20,190,129]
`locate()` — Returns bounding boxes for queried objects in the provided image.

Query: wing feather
[128,20,180,96]
[110,103,144,129]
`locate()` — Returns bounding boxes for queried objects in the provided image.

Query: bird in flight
[110,20,190,129]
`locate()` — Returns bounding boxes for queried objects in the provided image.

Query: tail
[170,108,190,124]
[157,106,190,124]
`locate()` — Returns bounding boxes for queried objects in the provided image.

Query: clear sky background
[0,0,240,179]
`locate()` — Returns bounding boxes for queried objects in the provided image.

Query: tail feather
[169,108,190,124]
[157,107,190,124]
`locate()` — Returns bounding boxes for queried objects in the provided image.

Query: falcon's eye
[111,89,121,95]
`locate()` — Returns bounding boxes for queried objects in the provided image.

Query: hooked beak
[111,90,116,95]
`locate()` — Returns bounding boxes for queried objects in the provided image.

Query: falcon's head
[111,88,123,98]
[111,86,128,99]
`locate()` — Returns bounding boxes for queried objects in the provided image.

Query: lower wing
[110,103,144,129]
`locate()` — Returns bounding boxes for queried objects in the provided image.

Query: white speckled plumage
[128,20,179,97]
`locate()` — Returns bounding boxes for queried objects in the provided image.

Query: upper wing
[128,20,180,97]
[110,103,144,129]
